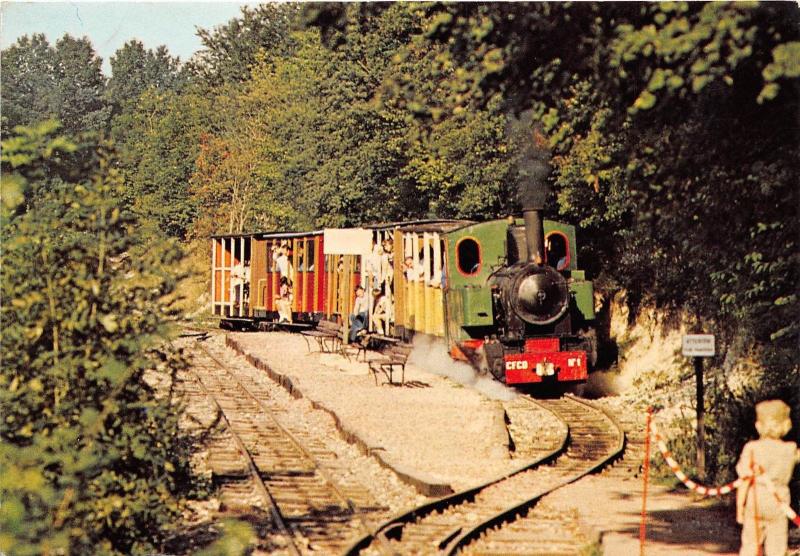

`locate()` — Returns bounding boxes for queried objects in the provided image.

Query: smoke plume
[408,336,517,401]
[506,110,551,210]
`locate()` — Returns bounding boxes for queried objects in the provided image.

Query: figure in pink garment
[736,399,799,556]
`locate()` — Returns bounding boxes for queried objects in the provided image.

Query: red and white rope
[758,472,800,527]
[650,420,799,526]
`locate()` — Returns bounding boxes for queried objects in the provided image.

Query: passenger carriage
[210,213,595,386]
[211,231,326,325]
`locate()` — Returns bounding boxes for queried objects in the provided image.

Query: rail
[187,338,390,555]
[445,394,625,554]
[344,393,624,555]
[186,350,299,556]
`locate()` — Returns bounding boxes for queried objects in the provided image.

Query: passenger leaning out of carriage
[403,256,424,282]
[381,238,394,290]
[275,276,293,323]
[365,242,383,288]
[272,242,293,285]
[349,285,369,342]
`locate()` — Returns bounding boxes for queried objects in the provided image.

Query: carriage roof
[210,219,473,240]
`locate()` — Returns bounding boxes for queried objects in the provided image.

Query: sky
[1,1,252,74]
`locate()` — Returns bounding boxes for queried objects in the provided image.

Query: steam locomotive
[210,205,595,386]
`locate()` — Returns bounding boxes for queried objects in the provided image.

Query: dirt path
[545,473,800,555]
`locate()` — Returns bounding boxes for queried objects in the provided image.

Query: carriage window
[456,238,481,275]
[306,240,315,271]
[545,232,570,270]
[269,242,277,271]
[297,240,314,272]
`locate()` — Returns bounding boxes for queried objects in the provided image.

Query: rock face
[583,291,688,398]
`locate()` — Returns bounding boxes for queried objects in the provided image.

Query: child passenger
[736,399,799,556]
[275,276,293,323]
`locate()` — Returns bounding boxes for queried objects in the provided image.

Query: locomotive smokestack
[522,209,545,264]
[507,111,551,264]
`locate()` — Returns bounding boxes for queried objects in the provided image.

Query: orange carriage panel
[223,240,231,267]
[222,270,231,303]
[250,238,268,311]
[264,239,276,312]
[214,270,222,302]
[214,239,223,266]
[263,272,276,311]
[303,270,317,312]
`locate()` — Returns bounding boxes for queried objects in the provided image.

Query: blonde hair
[754,399,792,439]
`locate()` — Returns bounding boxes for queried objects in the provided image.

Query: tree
[1,34,110,136]
[112,88,212,239]
[51,35,111,135]
[107,40,186,115]
[184,3,520,237]
[1,122,192,554]
[188,4,298,86]
[190,130,269,236]
[0,34,58,136]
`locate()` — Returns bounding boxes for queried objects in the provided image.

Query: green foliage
[188,4,518,236]
[1,34,110,136]
[759,41,800,102]
[1,124,193,555]
[0,34,58,137]
[188,4,298,86]
[112,87,210,239]
[2,32,194,240]
[106,40,187,115]
[195,520,255,556]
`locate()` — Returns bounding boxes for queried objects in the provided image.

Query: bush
[0,122,193,555]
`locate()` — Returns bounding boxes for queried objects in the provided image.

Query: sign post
[682,334,715,481]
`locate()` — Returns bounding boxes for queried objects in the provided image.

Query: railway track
[182,337,389,555]
[346,395,624,555]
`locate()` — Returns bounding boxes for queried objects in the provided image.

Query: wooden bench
[259,321,314,333]
[351,333,400,362]
[301,320,344,355]
[368,343,413,385]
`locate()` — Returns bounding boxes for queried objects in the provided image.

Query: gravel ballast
[227,331,520,492]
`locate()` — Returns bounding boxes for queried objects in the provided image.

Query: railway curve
[346,394,624,555]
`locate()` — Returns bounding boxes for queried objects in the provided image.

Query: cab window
[456,238,481,275]
[545,233,570,270]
